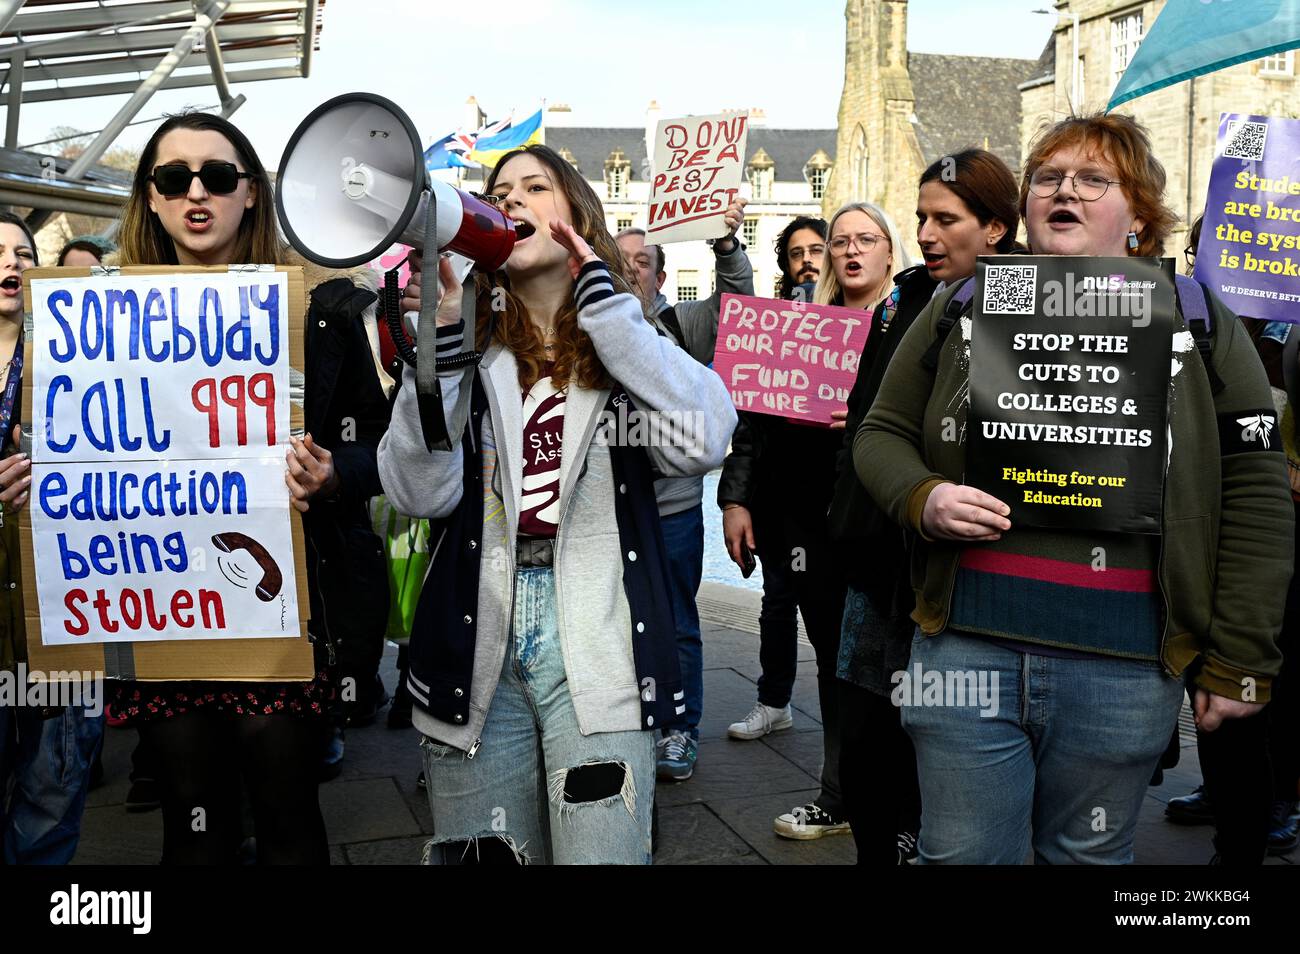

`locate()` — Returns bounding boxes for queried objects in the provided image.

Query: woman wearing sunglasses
[103,112,393,864]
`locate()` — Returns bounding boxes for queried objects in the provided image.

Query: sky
[11,0,1056,166]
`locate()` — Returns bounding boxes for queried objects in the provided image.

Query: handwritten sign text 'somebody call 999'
[29,272,299,645]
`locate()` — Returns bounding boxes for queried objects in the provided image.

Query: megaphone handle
[415,186,478,450]
[414,182,440,381]
[414,276,477,452]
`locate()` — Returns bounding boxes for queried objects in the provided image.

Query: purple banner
[1194,113,1300,322]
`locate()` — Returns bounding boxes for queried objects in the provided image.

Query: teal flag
[1109,0,1300,110]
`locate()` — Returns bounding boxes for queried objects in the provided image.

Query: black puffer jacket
[298,262,393,677]
[828,265,937,598]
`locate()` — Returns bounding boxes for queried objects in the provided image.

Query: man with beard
[775,216,827,299]
[717,216,851,840]
[616,200,752,782]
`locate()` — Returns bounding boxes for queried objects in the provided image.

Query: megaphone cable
[380,264,494,372]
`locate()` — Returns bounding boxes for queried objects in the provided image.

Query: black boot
[1165,785,1215,825]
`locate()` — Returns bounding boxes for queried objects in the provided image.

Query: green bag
[369,496,433,643]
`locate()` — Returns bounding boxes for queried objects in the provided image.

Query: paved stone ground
[76,585,1296,866]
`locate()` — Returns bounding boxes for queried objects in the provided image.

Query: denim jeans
[901,628,1183,864]
[659,504,704,740]
[0,703,104,865]
[421,567,655,864]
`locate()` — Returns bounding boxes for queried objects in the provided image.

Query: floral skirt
[108,671,333,724]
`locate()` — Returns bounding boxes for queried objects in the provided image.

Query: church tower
[826,0,923,254]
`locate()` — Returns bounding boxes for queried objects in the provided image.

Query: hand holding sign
[921,482,1011,542]
[0,426,30,511]
[716,197,748,253]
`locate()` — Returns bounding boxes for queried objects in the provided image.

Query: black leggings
[140,711,328,865]
[1193,500,1300,865]
[839,680,921,864]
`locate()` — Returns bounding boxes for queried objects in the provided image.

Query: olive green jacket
[856,282,1293,702]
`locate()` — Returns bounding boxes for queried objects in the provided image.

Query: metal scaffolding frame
[0,0,322,228]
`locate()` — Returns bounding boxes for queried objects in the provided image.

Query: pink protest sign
[713,294,870,425]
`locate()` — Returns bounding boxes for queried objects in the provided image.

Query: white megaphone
[277,92,514,453]
[275,91,516,270]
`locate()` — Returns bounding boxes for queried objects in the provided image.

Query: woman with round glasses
[857,113,1292,863]
[102,112,393,864]
[813,202,908,312]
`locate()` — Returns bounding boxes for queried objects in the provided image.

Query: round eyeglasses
[1027,169,1121,202]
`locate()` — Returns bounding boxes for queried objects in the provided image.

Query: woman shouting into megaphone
[379,144,736,865]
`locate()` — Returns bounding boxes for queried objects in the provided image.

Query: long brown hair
[117,112,282,266]
[479,144,635,391]
[1020,113,1177,257]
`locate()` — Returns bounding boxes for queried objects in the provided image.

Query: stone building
[463,104,836,303]
[1020,0,1300,244]
[826,0,1037,257]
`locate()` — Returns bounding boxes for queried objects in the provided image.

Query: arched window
[747,148,775,201]
[604,148,631,200]
[803,149,832,200]
[852,125,868,200]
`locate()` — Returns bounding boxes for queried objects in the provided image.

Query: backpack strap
[1174,273,1224,396]
[920,277,976,373]
[655,305,687,348]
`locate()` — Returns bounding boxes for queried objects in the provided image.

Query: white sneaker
[727,702,793,740]
[773,802,851,841]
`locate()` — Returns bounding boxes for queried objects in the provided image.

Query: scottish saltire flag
[1109,0,1300,110]
[466,108,544,168]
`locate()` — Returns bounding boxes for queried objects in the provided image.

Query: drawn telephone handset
[212,532,282,602]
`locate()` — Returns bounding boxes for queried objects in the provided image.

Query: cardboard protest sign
[19,266,312,681]
[646,112,748,245]
[1194,114,1300,322]
[713,293,869,425]
[966,256,1174,533]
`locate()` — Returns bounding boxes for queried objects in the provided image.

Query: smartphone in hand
[740,544,756,579]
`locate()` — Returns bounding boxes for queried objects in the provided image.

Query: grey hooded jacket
[377,264,737,748]
[645,242,753,516]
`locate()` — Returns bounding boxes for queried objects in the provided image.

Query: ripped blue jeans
[420,567,655,865]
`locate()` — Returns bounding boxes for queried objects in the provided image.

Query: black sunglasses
[148,162,253,197]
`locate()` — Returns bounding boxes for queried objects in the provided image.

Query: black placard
[966,256,1174,533]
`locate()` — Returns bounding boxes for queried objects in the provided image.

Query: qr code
[1223,120,1268,161]
[982,264,1038,315]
